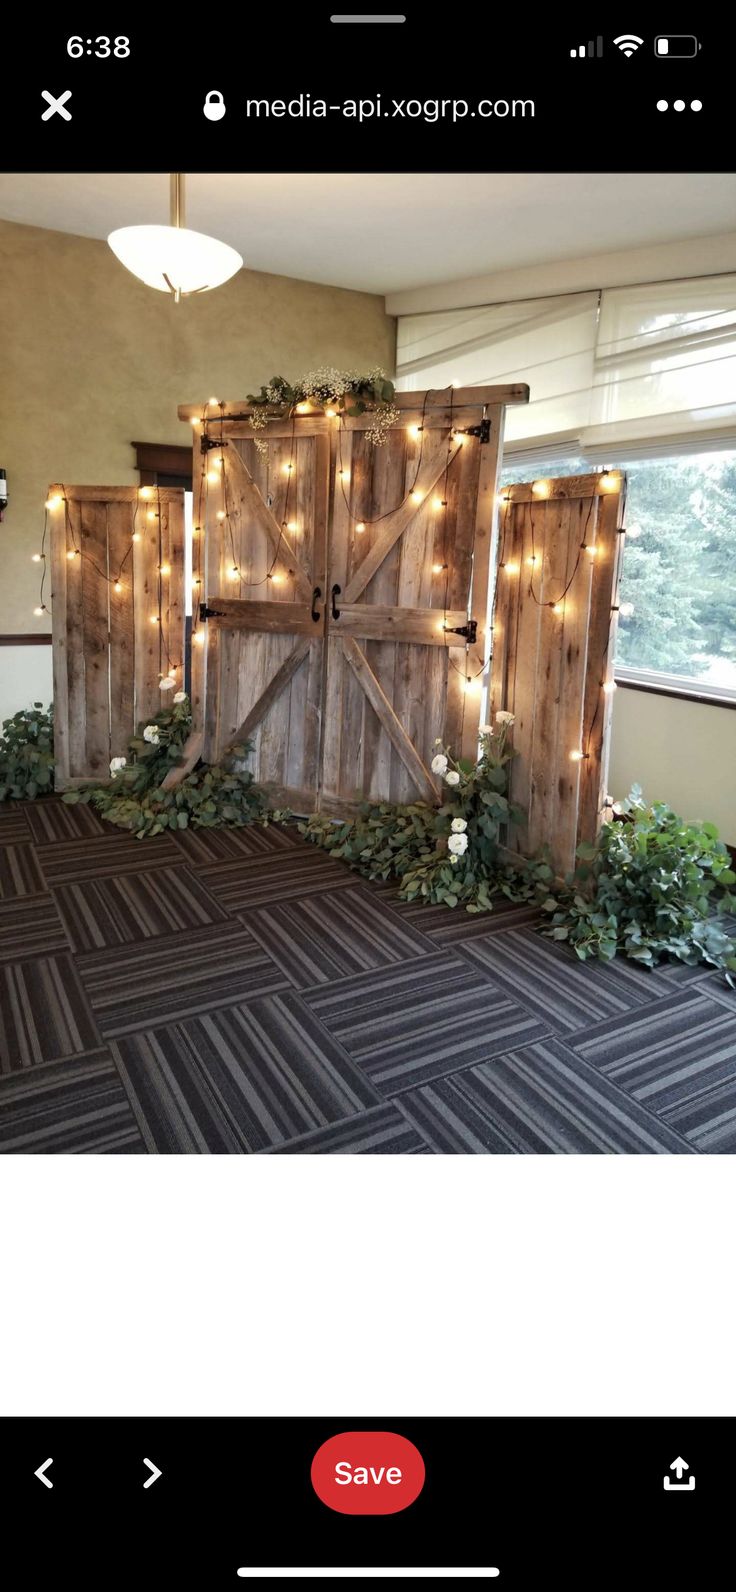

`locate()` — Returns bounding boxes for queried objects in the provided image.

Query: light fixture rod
[170,173,186,230]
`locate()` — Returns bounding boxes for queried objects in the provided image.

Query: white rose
[431,753,448,775]
[450,854,459,864]
[495,710,515,725]
[480,723,493,736]
[445,770,460,787]
[143,725,160,745]
[448,832,468,855]
[173,691,187,704]
[159,677,175,691]
[110,756,126,774]
[451,817,467,833]
[433,737,444,747]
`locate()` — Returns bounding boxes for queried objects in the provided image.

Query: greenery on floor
[541,787,736,984]
[62,696,272,838]
[0,704,55,801]
[301,716,553,912]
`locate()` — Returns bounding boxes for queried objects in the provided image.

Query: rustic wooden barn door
[49,484,186,788]
[183,386,528,814]
[198,423,329,810]
[321,392,507,809]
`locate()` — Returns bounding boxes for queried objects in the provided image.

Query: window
[498,447,736,698]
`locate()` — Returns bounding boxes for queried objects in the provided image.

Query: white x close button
[41,90,72,122]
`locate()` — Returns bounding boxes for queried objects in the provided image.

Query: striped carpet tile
[0,895,69,964]
[245,885,435,987]
[22,798,108,843]
[572,989,736,1115]
[198,848,357,911]
[264,1102,431,1154]
[383,895,543,945]
[111,993,381,1154]
[459,927,674,1033]
[171,821,306,864]
[53,865,229,952]
[0,1048,145,1153]
[306,953,548,1095]
[659,1078,736,1153]
[395,1039,696,1155]
[36,832,183,885]
[0,809,32,844]
[0,843,47,899]
[77,921,291,1036]
[0,954,101,1070]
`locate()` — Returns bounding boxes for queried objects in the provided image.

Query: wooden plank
[578,486,624,845]
[177,386,530,424]
[461,405,504,760]
[335,603,468,645]
[234,637,311,744]
[49,485,183,503]
[207,598,316,635]
[65,499,88,780]
[341,634,439,803]
[503,473,624,504]
[342,433,461,605]
[161,730,204,790]
[107,498,135,757]
[49,493,71,788]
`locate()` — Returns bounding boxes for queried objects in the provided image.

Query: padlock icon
[203,90,226,122]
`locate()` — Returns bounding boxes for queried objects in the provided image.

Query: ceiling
[0,172,734,295]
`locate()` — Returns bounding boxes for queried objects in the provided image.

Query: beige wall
[609,688,736,845]
[0,217,395,636]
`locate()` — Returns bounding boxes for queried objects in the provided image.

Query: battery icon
[655,35,700,57]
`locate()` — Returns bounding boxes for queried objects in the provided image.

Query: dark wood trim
[616,678,736,712]
[0,633,52,646]
[132,440,192,478]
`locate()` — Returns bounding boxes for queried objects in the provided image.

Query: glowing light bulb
[410,490,422,503]
[532,480,550,497]
[208,396,219,407]
[191,417,200,428]
[505,561,520,576]
[338,468,349,481]
[150,614,159,625]
[271,572,285,585]
[228,566,240,580]
[114,581,122,594]
[287,520,298,533]
[407,424,421,438]
[147,510,157,520]
[603,680,618,695]
[33,606,45,616]
[569,750,586,763]
[207,471,219,485]
[600,470,618,492]
[296,402,310,414]
[552,602,565,616]
[464,677,479,694]
[66,549,76,561]
[434,497,448,510]
[432,563,445,574]
[139,487,152,500]
[454,431,464,444]
[585,545,599,558]
[451,379,462,389]
[618,601,635,618]
[132,532,141,543]
[325,408,337,419]
[526,555,537,567]
[216,510,226,521]
[193,630,204,645]
[159,563,171,577]
[283,463,294,475]
[45,495,62,509]
[32,553,42,563]
[356,522,366,534]
[626,524,642,539]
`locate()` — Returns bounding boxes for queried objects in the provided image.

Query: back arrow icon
[34,1458,53,1488]
[143,1457,162,1489]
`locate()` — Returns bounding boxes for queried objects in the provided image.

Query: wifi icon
[614,33,644,56]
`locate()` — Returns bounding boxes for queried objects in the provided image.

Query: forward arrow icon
[34,1458,53,1489]
[143,1457,162,1489]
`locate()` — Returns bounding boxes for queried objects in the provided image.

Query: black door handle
[331,584,341,621]
[311,586,322,623]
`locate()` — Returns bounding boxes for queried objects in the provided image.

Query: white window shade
[396,274,736,452]
[396,293,599,445]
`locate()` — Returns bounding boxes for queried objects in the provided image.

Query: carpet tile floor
[0,797,735,1154]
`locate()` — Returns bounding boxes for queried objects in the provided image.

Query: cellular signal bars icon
[570,37,604,58]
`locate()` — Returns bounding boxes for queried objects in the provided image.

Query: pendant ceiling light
[108,174,243,300]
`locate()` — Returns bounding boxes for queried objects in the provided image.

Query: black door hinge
[200,435,229,454]
[198,602,225,621]
[445,619,478,644]
[461,418,491,444]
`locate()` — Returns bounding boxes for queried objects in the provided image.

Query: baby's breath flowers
[244,369,398,452]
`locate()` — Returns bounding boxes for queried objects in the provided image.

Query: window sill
[614,674,736,710]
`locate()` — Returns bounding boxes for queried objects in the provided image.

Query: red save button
[311,1431,425,1515]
